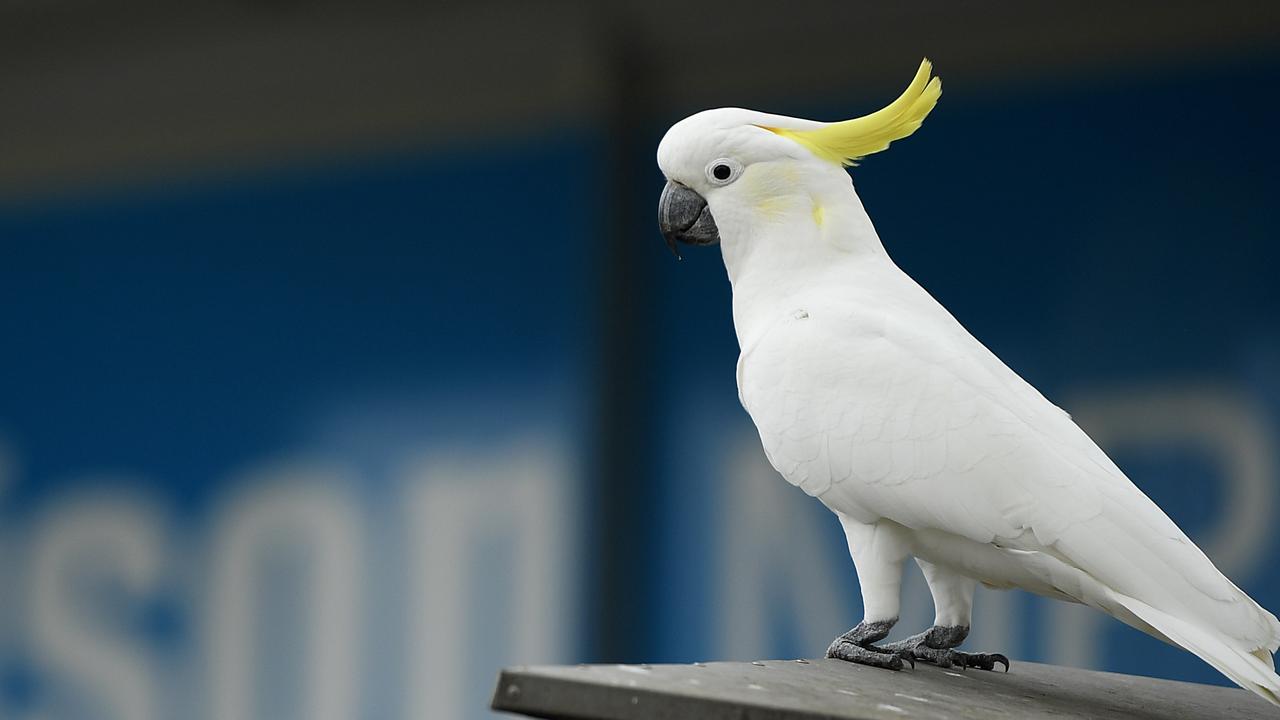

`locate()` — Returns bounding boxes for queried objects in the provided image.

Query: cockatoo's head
[656,59,941,264]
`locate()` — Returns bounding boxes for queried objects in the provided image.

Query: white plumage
[656,65,1280,704]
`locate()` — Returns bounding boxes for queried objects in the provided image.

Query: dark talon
[891,649,915,669]
[957,652,1009,672]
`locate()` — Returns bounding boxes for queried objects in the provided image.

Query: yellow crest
[763,59,941,166]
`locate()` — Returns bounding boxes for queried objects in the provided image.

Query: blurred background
[2,1,1280,718]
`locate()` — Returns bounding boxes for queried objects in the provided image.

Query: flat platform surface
[491,657,1276,719]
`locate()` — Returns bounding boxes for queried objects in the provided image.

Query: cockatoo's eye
[705,158,742,186]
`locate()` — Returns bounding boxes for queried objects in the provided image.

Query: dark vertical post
[589,21,659,662]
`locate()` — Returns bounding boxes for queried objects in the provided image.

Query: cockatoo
[656,58,1280,705]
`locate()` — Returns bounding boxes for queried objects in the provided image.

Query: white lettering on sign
[30,489,164,720]
[206,465,364,720]
[404,442,575,720]
[3,436,578,719]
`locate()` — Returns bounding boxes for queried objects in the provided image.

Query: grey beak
[658,181,720,259]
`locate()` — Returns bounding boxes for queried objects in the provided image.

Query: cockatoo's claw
[897,649,916,669]
[955,652,1009,672]
[879,625,1010,672]
[912,647,1010,671]
[936,650,1008,672]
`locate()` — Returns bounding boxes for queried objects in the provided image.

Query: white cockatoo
[656,58,1280,704]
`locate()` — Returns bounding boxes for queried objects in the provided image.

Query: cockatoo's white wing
[738,267,1280,676]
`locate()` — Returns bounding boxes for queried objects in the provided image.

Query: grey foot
[913,647,1009,671]
[880,625,1009,672]
[825,619,915,671]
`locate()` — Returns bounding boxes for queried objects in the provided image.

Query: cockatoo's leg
[880,559,1009,671]
[826,517,914,670]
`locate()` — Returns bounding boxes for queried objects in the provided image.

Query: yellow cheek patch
[812,202,825,227]
[740,164,795,219]
[754,195,790,218]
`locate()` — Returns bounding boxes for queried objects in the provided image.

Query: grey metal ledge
[491,657,1275,719]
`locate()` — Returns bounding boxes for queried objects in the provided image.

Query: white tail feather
[1113,592,1280,706]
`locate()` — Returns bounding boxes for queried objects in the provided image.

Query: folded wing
[739,284,1280,667]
